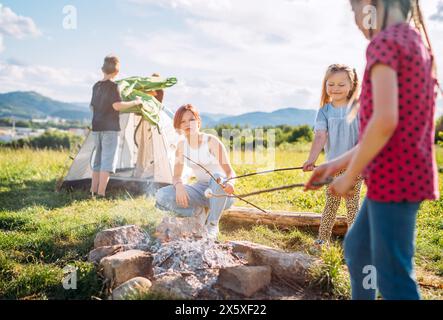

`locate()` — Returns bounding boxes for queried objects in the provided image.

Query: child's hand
[303,160,316,172]
[329,173,355,197]
[304,162,336,191]
[133,96,143,106]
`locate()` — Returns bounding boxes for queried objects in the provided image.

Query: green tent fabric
[116,76,177,126]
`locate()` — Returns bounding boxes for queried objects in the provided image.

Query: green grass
[231,143,367,214]
[0,145,442,299]
[0,148,165,299]
[219,223,316,254]
[308,244,351,300]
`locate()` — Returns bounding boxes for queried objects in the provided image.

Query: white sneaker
[206,224,219,240]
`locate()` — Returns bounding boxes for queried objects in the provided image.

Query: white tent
[61,108,178,193]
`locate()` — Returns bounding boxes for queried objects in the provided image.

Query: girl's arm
[342,64,399,181]
[304,130,328,170]
[305,145,358,190]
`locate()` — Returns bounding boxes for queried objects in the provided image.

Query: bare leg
[91,171,100,194]
[97,171,110,196]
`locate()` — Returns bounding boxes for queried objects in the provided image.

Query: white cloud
[122,0,368,113]
[123,31,320,113]
[0,4,41,53]
[0,7,90,101]
[2,0,442,114]
[430,0,443,22]
[0,4,41,38]
[120,0,443,114]
[0,60,99,102]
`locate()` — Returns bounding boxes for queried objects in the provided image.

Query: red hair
[173,104,202,130]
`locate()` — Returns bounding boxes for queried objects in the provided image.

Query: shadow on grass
[220,219,319,238]
[0,257,103,300]
[220,220,319,252]
[0,179,90,212]
[3,214,159,266]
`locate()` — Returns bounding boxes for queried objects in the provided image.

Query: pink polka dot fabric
[359,22,440,202]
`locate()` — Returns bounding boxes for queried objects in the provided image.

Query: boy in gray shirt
[90,55,141,198]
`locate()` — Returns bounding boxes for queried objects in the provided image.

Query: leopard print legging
[318,170,363,242]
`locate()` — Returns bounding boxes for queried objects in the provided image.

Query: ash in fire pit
[91,219,319,300]
[150,238,246,299]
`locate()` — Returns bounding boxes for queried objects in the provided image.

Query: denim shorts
[92,131,120,173]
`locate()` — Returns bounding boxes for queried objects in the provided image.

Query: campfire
[89,210,319,300]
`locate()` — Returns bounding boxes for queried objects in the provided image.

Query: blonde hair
[101,55,120,75]
[320,64,360,109]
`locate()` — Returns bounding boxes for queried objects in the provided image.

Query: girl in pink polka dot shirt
[306,0,440,300]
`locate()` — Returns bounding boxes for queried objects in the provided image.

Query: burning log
[222,207,348,236]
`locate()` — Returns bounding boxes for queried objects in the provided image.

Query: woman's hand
[175,183,189,208]
[304,162,340,191]
[329,173,357,197]
[223,182,235,195]
[303,159,316,172]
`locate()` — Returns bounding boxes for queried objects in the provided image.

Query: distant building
[0,126,45,142]
[31,116,66,124]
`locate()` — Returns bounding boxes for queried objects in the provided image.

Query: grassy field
[0,145,442,300]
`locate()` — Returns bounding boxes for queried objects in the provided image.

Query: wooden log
[221,207,348,236]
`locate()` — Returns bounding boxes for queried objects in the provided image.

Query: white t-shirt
[183,134,225,183]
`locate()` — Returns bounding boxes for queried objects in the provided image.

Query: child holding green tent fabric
[89,55,142,198]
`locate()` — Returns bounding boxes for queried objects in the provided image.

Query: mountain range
[0,91,315,127]
[201,108,317,128]
[0,91,90,121]
[2,91,442,129]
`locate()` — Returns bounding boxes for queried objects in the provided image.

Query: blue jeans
[344,197,421,300]
[155,173,235,226]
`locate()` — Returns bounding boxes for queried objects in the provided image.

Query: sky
[0,0,442,115]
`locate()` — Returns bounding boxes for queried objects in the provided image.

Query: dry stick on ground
[222,207,348,236]
[419,282,443,289]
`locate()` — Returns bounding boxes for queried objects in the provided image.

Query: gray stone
[88,243,151,264]
[94,225,150,249]
[151,271,204,299]
[89,245,124,264]
[100,249,153,288]
[155,207,208,242]
[111,277,152,300]
[218,265,272,297]
[229,241,317,283]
